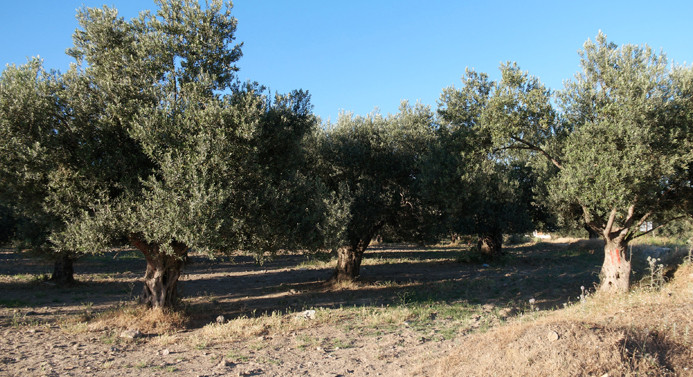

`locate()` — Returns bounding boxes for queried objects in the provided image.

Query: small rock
[238,367,263,376]
[216,315,226,324]
[547,330,559,342]
[119,329,143,339]
[214,359,235,371]
[297,310,316,320]
[161,349,170,356]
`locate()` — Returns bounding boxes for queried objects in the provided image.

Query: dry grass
[188,309,320,349]
[82,304,189,334]
[424,263,693,377]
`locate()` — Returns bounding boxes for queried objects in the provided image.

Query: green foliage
[319,102,436,251]
[2,0,328,296]
[229,88,329,255]
[477,33,692,243]
[482,62,562,165]
[474,32,693,291]
[0,57,100,274]
[42,0,326,260]
[553,32,691,240]
[430,69,535,245]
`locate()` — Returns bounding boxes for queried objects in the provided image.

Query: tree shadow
[0,242,609,328]
[179,242,603,327]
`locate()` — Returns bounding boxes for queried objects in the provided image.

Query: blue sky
[1,1,692,122]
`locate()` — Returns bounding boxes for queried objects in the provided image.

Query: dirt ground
[0,240,633,376]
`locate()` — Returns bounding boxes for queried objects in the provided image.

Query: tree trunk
[584,223,600,239]
[599,237,631,293]
[50,253,75,285]
[478,232,503,258]
[130,236,188,309]
[333,239,369,282]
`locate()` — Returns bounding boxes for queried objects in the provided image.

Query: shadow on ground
[0,241,611,327]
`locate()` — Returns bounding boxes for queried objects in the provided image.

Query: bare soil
[0,240,687,376]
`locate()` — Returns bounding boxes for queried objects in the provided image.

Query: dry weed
[85,305,188,334]
[191,310,311,347]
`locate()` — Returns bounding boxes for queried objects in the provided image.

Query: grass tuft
[81,304,188,334]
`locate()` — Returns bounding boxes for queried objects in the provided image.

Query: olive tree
[318,103,435,281]
[482,34,692,293]
[0,59,96,284]
[46,0,324,308]
[432,69,534,257]
[44,0,245,308]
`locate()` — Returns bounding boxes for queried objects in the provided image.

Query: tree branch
[627,215,687,241]
[581,204,604,234]
[604,208,618,237]
[612,204,639,235]
[633,211,651,232]
[508,136,563,169]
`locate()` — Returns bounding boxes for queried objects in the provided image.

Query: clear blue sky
[2,1,692,122]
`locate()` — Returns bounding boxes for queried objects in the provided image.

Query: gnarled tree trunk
[50,253,75,285]
[333,239,369,282]
[599,237,631,293]
[478,232,503,258]
[582,205,637,294]
[130,235,188,309]
[333,222,385,282]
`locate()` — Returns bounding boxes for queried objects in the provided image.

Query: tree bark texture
[478,232,503,258]
[50,253,75,285]
[130,235,188,309]
[333,239,370,282]
[599,238,631,293]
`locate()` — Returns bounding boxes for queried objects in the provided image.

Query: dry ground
[0,239,690,376]
[426,263,693,377]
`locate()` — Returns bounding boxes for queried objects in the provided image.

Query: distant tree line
[1,0,691,308]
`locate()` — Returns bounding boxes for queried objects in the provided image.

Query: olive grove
[1,0,692,306]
